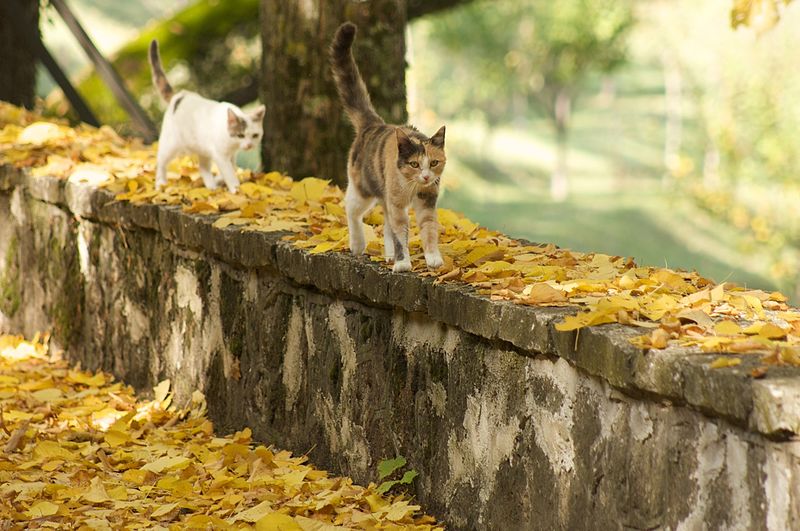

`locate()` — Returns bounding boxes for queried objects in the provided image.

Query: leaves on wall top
[2,102,800,372]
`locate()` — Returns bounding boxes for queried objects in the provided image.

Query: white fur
[154,90,264,193]
[424,249,444,269]
[417,154,436,184]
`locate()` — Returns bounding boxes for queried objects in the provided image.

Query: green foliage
[56,0,260,133]
[376,456,418,495]
[421,0,635,126]
[377,456,406,480]
[0,236,21,318]
[660,0,800,294]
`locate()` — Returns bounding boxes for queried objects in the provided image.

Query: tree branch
[408,0,473,20]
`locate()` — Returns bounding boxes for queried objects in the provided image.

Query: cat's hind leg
[345,185,375,255]
[155,140,178,190]
[383,219,395,261]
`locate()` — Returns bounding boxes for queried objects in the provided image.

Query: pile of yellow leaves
[3,102,800,370]
[0,334,441,529]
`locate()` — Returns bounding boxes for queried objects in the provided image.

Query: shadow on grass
[452,149,550,190]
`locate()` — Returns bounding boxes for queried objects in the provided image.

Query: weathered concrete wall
[2,166,800,529]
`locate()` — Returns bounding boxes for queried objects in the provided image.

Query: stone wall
[1,165,799,529]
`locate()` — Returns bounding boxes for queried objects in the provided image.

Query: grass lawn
[427,66,779,293]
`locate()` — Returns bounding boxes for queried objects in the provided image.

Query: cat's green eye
[430,160,439,167]
[409,161,420,168]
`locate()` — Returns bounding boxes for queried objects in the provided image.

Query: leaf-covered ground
[2,103,800,373]
[0,334,441,529]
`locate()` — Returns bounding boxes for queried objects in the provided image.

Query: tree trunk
[260,0,408,188]
[550,89,571,202]
[0,0,40,108]
[408,0,472,19]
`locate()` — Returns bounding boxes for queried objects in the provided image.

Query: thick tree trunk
[260,0,407,187]
[0,0,40,108]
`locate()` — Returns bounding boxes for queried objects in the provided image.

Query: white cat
[148,39,265,193]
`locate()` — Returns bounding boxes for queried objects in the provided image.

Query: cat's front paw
[349,237,366,255]
[392,258,412,273]
[226,184,239,194]
[425,251,444,270]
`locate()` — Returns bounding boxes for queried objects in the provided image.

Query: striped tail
[148,39,174,103]
[330,23,383,131]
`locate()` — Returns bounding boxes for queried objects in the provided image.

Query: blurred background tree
[427,0,635,201]
[60,0,261,135]
[259,0,408,189]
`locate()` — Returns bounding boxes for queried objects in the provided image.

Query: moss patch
[41,228,84,347]
[0,235,21,317]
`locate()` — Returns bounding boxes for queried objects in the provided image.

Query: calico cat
[148,40,265,193]
[330,23,446,272]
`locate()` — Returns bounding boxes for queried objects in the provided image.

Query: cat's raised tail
[330,23,383,131]
[148,40,174,103]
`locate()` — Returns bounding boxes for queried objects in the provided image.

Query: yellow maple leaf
[213,216,252,229]
[26,500,60,518]
[709,357,742,369]
[121,469,152,485]
[524,283,568,304]
[183,200,219,214]
[714,320,743,336]
[67,370,106,387]
[83,477,110,504]
[153,379,171,404]
[141,455,191,473]
[150,502,179,519]
[240,181,274,198]
[290,177,330,203]
[385,500,420,522]
[255,512,303,531]
[33,440,74,460]
[758,323,788,339]
[463,244,505,266]
[104,429,130,447]
[241,200,273,218]
[31,388,63,402]
[232,500,275,523]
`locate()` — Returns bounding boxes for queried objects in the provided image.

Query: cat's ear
[227,108,245,134]
[396,129,417,159]
[227,109,241,128]
[430,125,446,148]
[250,105,265,122]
